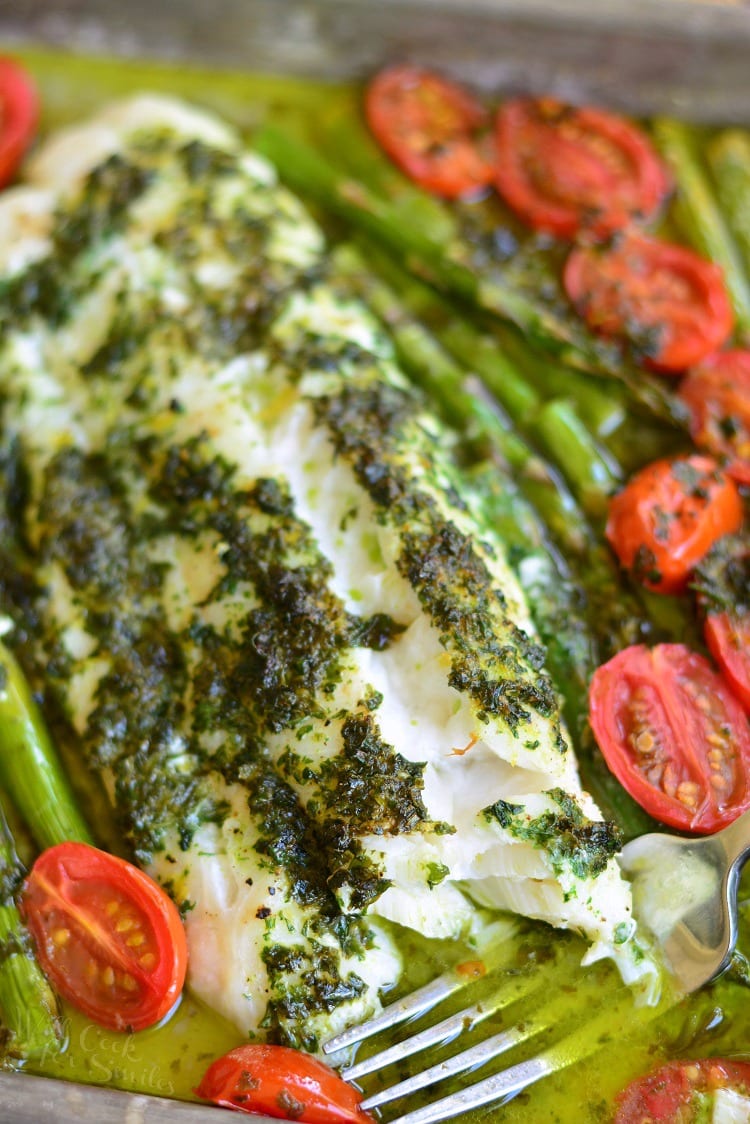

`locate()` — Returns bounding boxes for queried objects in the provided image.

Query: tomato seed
[677,781,700,808]
[121,973,138,992]
[661,763,678,797]
[51,927,70,947]
[105,900,119,917]
[126,932,145,948]
[102,965,115,987]
[116,917,136,933]
[140,952,156,969]
[631,730,655,755]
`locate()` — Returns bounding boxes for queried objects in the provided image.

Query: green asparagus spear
[0,639,93,850]
[315,102,458,245]
[256,123,684,418]
[331,244,656,832]
[707,129,750,282]
[0,792,60,1060]
[653,118,750,338]
[332,244,621,518]
[317,107,672,439]
[529,399,620,520]
[332,247,529,472]
[487,324,627,439]
[466,463,655,838]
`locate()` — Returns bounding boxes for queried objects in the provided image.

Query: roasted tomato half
[606,454,743,594]
[0,56,38,187]
[694,533,750,713]
[494,97,670,239]
[365,65,494,199]
[22,842,188,1032]
[564,234,733,372]
[615,1058,750,1123]
[679,349,750,485]
[196,1044,373,1124]
[589,644,750,833]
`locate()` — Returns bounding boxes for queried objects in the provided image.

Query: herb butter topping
[0,97,651,1042]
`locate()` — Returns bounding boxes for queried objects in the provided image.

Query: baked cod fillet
[0,96,654,1046]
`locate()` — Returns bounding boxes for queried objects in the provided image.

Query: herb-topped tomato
[606,455,743,593]
[589,644,750,833]
[196,1044,373,1123]
[679,350,750,485]
[0,57,38,187]
[694,533,750,713]
[564,234,733,372]
[494,97,670,239]
[365,66,494,199]
[615,1058,750,1122]
[21,842,187,1032]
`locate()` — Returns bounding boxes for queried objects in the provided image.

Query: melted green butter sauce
[3,44,750,1122]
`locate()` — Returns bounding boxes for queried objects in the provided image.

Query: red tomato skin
[196,1045,373,1124]
[705,611,750,713]
[615,1058,750,1123]
[494,97,670,238]
[589,644,750,833]
[679,350,750,482]
[564,235,733,372]
[606,455,743,593]
[22,842,188,1032]
[365,66,494,199]
[0,57,38,187]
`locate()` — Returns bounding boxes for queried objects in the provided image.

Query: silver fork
[322,808,750,1123]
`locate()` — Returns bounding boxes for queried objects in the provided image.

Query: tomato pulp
[615,1058,750,1123]
[22,842,188,1032]
[589,644,750,833]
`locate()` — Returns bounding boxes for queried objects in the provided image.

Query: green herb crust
[485,789,622,883]
[0,114,637,1045]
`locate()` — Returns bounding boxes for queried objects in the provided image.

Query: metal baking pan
[1,0,750,121]
[0,0,749,1120]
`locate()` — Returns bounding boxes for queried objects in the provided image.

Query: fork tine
[385,986,655,1124]
[322,971,466,1055]
[323,921,521,1056]
[360,1008,549,1110]
[344,972,542,1081]
[388,1056,554,1124]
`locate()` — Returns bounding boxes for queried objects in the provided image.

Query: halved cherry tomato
[365,66,494,199]
[706,612,750,713]
[695,534,750,712]
[615,1058,750,1122]
[494,97,670,239]
[196,1044,373,1124]
[21,842,187,1032]
[589,644,750,833]
[606,455,743,593]
[697,535,746,710]
[679,350,750,485]
[0,57,38,188]
[564,234,733,372]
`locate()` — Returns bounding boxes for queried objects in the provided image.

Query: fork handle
[716,806,750,975]
[718,807,750,872]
